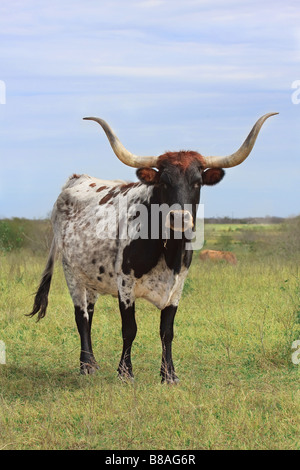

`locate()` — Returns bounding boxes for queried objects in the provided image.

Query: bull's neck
[149,185,193,273]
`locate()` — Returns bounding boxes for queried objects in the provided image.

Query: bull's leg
[74,290,99,375]
[63,259,99,375]
[117,293,137,381]
[160,304,179,384]
[79,289,100,374]
[74,305,97,375]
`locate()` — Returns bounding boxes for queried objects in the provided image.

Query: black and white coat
[30,154,224,383]
[29,113,276,383]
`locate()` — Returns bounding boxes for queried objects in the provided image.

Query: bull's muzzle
[165,210,194,232]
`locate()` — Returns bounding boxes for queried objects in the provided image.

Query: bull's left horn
[83,117,159,168]
[201,112,278,169]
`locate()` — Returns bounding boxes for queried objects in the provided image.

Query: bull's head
[83,113,278,234]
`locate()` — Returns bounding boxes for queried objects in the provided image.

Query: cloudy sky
[0,0,299,219]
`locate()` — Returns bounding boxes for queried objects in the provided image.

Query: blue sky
[0,0,299,219]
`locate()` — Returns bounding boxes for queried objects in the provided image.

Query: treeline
[0,218,52,253]
[204,216,285,224]
[0,215,299,254]
[204,216,300,259]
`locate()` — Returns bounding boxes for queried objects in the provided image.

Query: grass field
[0,220,299,450]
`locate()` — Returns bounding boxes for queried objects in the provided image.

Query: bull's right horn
[83,117,159,168]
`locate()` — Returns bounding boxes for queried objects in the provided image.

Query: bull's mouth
[165,210,194,233]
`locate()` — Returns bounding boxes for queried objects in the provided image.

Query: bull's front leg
[160,304,179,384]
[117,293,137,381]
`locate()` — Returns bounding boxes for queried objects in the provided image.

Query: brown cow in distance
[199,249,237,265]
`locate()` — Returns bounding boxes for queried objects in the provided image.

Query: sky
[0,0,299,219]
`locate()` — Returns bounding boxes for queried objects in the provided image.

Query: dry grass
[0,226,299,450]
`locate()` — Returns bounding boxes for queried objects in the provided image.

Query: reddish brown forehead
[156,151,205,172]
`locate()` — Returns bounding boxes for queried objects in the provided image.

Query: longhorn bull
[28,113,277,383]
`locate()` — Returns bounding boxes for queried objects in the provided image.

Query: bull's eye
[159,181,168,190]
[160,173,172,189]
[192,180,201,189]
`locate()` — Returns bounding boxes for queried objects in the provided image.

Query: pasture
[0,219,299,450]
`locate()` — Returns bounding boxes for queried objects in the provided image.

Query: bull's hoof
[80,358,100,375]
[117,364,134,383]
[161,371,179,385]
[118,372,135,384]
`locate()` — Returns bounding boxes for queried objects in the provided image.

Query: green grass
[0,225,300,450]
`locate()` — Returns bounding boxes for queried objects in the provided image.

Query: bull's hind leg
[77,289,100,375]
[63,260,99,374]
[74,304,97,375]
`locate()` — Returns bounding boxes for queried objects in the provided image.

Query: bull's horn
[202,112,278,169]
[83,117,159,168]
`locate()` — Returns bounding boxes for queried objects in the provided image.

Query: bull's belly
[134,275,181,309]
[72,256,188,310]
[61,233,188,309]
[134,262,188,309]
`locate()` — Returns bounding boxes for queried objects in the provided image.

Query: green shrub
[0,220,24,252]
[0,218,52,254]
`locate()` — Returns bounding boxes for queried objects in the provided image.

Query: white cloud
[0,0,299,218]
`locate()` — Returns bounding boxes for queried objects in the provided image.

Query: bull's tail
[27,238,57,321]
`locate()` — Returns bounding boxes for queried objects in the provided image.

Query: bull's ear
[136,167,159,185]
[202,168,225,186]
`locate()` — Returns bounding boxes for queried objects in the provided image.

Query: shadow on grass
[0,361,116,403]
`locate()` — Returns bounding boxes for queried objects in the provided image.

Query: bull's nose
[166,210,194,232]
[184,211,192,224]
[169,211,175,225]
